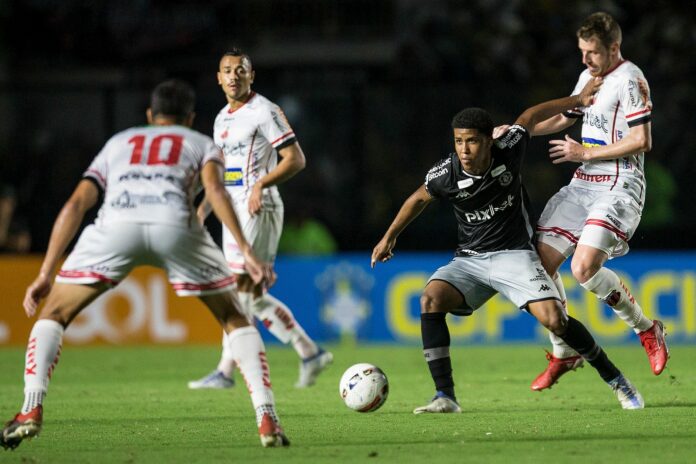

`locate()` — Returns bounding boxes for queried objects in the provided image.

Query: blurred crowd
[1,0,693,252]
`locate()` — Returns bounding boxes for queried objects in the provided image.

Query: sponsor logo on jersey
[457,178,474,189]
[573,169,614,183]
[426,159,450,183]
[491,164,506,177]
[224,168,244,186]
[463,194,515,223]
[494,126,525,148]
[583,110,609,133]
[581,137,607,148]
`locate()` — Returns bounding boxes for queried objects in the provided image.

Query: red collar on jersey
[601,59,628,77]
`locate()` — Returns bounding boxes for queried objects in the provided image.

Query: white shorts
[56,222,235,296]
[222,204,283,274]
[428,250,560,315]
[536,185,642,259]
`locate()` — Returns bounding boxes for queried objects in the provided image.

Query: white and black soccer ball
[339,363,389,412]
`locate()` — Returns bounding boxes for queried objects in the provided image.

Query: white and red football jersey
[565,61,651,204]
[84,125,223,227]
[213,92,296,209]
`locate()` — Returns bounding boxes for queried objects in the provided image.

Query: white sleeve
[259,104,296,149]
[621,73,652,127]
[83,139,112,190]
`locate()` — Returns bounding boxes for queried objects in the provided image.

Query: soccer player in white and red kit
[188,49,332,391]
[1,80,289,449]
[524,12,668,390]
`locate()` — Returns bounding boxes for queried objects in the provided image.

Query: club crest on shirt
[498,171,513,186]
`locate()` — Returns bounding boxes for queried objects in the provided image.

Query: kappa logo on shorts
[539,284,552,292]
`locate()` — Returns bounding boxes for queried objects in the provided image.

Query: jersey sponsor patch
[581,137,607,147]
[224,168,243,186]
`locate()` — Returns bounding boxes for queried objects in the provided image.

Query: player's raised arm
[371,184,434,268]
[24,179,99,316]
[514,76,602,133]
[200,159,276,287]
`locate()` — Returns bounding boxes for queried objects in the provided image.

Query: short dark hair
[150,79,195,122]
[451,108,494,137]
[577,12,622,49]
[222,47,253,69]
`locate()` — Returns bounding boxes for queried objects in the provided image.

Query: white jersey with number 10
[84,124,223,227]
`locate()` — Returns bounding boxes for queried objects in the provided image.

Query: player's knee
[570,259,600,284]
[420,292,447,314]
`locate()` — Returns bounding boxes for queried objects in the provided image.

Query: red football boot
[531,350,584,391]
[1,405,43,450]
[258,413,290,448]
[639,320,669,375]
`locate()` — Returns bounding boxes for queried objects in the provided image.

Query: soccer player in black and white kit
[371,77,645,412]
[1,80,289,449]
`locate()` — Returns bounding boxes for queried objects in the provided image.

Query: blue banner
[269,251,696,344]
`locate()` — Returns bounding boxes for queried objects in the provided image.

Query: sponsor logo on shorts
[224,168,244,186]
[530,267,549,282]
[605,214,621,228]
[539,284,552,292]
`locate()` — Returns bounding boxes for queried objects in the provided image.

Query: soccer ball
[339,363,389,412]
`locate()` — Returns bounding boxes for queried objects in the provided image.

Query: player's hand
[23,274,52,317]
[577,76,603,107]
[549,134,585,164]
[371,237,396,268]
[242,247,277,288]
[637,78,653,110]
[492,125,511,139]
[248,184,263,216]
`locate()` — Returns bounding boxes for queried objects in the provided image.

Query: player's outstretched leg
[531,273,584,391]
[581,268,669,375]
[226,326,290,447]
[559,316,644,409]
[2,320,63,450]
[252,293,333,388]
[413,312,461,414]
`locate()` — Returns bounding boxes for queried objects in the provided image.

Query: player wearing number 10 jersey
[1,79,289,449]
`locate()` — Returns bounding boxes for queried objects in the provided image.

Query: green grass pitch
[1,343,694,463]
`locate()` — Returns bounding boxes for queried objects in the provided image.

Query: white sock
[23,319,63,413]
[252,294,318,359]
[581,267,653,333]
[216,292,254,377]
[549,273,580,358]
[227,326,275,409]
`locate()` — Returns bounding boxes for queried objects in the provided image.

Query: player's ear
[250,69,255,84]
[146,108,153,124]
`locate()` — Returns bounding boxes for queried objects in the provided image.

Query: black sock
[559,316,621,382]
[421,312,456,400]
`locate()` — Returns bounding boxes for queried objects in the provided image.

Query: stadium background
[0,0,694,345]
